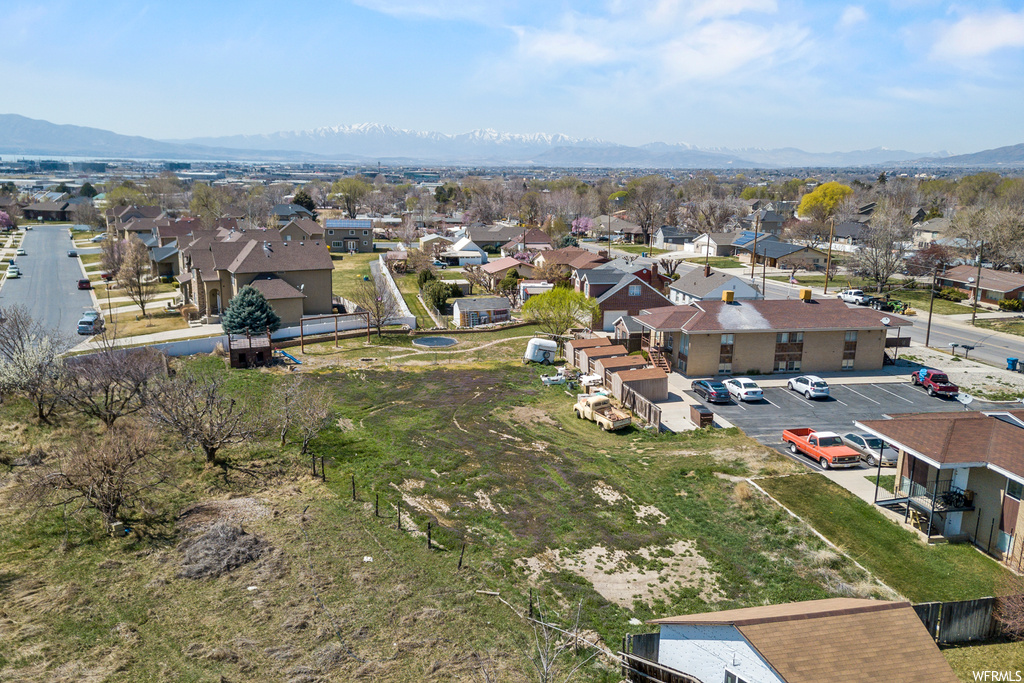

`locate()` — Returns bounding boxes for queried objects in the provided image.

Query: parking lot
[688,379,1003,472]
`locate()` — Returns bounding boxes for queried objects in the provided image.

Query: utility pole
[749,212,760,280]
[822,216,836,295]
[971,240,984,327]
[925,265,938,348]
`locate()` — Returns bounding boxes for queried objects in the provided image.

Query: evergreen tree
[221,286,282,335]
[79,182,98,198]
[293,190,317,217]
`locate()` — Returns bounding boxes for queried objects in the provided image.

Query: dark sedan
[691,379,731,403]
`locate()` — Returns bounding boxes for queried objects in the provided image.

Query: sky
[3,0,1024,154]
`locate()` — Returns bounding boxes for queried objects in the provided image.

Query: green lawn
[330,252,376,301]
[684,256,743,269]
[615,245,668,255]
[80,253,102,266]
[864,474,897,494]
[943,638,1024,681]
[768,276,974,314]
[758,474,1011,602]
[977,318,1024,338]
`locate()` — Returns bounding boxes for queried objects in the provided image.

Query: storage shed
[578,344,628,375]
[564,337,612,368]
[612,367,669,402]
[595,355,650,385]
[452,296,511,328]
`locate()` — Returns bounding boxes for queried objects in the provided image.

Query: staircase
[648,348,671,373]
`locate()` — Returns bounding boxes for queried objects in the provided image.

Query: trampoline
[412,336,458,348]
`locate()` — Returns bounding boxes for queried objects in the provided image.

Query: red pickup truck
[782,428,862,470]
[911,368,959,398]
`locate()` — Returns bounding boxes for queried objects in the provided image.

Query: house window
[327,230,334,235]
[628,285,641,296]
[363,230,369,235]
[725,671,749,683]
[721,334,734,344]
[842,358,855,370]
[349,230,356,235]
[776,331,803,343]
[775,359,801,372]
[363,241,368,245]
[332,241,344,248]
[718,361,732,374]
[1008,479,1023,501]
[845,330,858,342]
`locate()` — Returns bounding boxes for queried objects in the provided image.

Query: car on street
[15,248,26,256]
[691,379,731,403]
[787,375,830,399]
[723,377,763,402]
[6,266,20,279]
[77,311,105,335]
[77,278,92,290]
[842,432,898,467]
[837,289,867,304]
[67,249,78,257]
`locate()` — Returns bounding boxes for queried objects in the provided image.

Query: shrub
[937,287,966,302]
[180,304,199,321]
[178,522,268,580]
[999,298,1024,312]
[417,268,436,289]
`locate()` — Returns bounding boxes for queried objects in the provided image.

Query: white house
[637,598,957,683]
[668,266,760,305]
[442,236,488,266]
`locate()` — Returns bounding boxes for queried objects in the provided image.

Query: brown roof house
[937,265,1024,305]
[857,409,1024,563]
[500,228,553,257]
[479,256,535,286]
[632,295,911,376]
[574,269,673,332]
[594,355,649,385]
[280,217,325,242]
[178,236,333,326]
[633,598,958,683]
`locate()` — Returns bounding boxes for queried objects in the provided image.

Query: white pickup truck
[837,289,867,304]
[574,395,632,431]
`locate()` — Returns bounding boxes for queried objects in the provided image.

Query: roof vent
[262,241,273,257]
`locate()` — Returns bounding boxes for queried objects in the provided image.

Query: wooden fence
[625,632,659,662]
[621,385,662,431]
[913,597,1007,644]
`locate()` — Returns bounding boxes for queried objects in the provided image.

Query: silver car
[843,433,898,467]
[723,377,763,402]
[787,375,830,399]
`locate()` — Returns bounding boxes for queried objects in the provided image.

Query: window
[628,285,641,296]
[842,358,855,370]
[776,331,803,343]
[363,230,369,235]
[718,362,732,374]
[775,359,801,372]
[362,241,368,245]
[845,330,858,342]
[349,230,356,235]
[327,229,334,235]
[721,334,734,344]
[725,672,749,683]
[332,241,344,248]
[1008,479,1023,501]
[284,235,291,241]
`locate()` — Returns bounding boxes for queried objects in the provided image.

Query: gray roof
[271,203,314,217]
[455,296,510,312]
[576,268,630,285]
[834,221,867,239]
[670,268,751,297]
[151,244,179,263]
[613,315,643,333]
[739,240,817,259]
[467,224,525,243]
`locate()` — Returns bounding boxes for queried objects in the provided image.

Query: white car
[6,266,20,279]
[787,375,830,399]
[15,248,26,256]
[723,377,763,402]
[90,234,107,242]
[837,289,866,304]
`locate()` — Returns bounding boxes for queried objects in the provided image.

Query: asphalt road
[1,226,95,333]
[688,380,1002,471]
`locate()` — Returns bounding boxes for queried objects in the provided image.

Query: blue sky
[4,0,1024,153]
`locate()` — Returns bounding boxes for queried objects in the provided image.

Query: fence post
[321,456,326,482]
[529,588,533,619]
[375,493,379,518]
[396,503,401,530]
[351,474,356,501]
[427,522,432,549]
[458,542,465,570]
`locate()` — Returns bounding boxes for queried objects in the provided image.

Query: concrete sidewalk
[71,323,223,353]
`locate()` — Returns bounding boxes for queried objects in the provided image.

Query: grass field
[79,253,102,266]
[977,318,1024,338]
[758,474,1011,602]
[942,638,1024,681]
[684,256,743,269]
[394,273,439,328]
[769,275,975,314]
[330,252,377,301]
[106,309,189,337]
[0,351,920,681]
[614,245,668,255]
[864,474,897,493]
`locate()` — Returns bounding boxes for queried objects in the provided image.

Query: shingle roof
[467,224,525,243]
[247,276,306,300]
[858,410,1024,478]
[502,228,552,248]
[568,252,608,269]
[455,296,510,312]
[285,217,325,237]
[615,368,667,381]
[480,257,525,274]
[738,240,818,259]
[670,268,751,297]
[565,338,613,352]
[595,355,648,371]
[579,345,627,360]
[651,598,957,683]
[612,315,643,333]
[272,203,314,217]
[538,247,593,265]
[635,298,910,333]
[226,240,333,274]
[940,265,1024,294]
[834,221,867,239]
[632,306,703,331]
[576,268,629,286]
[151,245,178,263]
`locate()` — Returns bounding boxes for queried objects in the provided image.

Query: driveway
[1,225,95,333]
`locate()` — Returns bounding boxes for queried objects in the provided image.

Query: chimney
[651,262,661,291]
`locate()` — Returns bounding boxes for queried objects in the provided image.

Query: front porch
[640,329,673,374]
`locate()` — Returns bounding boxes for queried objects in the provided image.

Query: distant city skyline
[3,1,1024,154]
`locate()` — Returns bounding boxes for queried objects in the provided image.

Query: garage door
[602,310,627,332]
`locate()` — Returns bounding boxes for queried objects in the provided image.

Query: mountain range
[2,113,1023,169]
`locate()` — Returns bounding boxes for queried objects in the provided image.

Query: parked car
[837,289,867,304]
[782,428,862,469]
[911,368,959,398]
[6,266,20,279]
[574,394,632,431]
[723,377,763,402]
[787,375,830,399]
[77,311,105,335]
[431,259,447,269]
[67,249,78,257]
[15,248,26,256]
[842,433,898,467]
[857,295,879,307]
[691,379,731,403]
[90,234,107,242]
[100,271,114,281]
[77,278,92,290]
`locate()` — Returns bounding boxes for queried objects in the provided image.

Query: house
[451,296,511,327]
[634,598,957,683]
[595,257,670,290]
[500,228,552,256]
[479,257,535,286]
[533,247,605,276]
[832,220,867,245]
[857,409,1024,563]
[612,315,644,351]
[578,344,628,375]
[914,217,951,247]
[631,296,912,376]
[936,265,1024,305]
[324,218,374,253]
[518,280,553,304]
[737,240,827,270]
[466,224,529,251]
[740,209,785,235]
[177,235,333,326]
[593,214,643,242]
[652,225,698,249]
[594,354,649,385]
[441,236,488,266]
[280,217,325,242]
[150,243,180,279]
[23,200,70,221]
[271,203,315,226]
[383,250,409,273]
[419,232,454,255]
[692,231,779,257]
[575,270,673,331]
[611,367,668,402]
[104,204,164,230]
[668,266,760,305]
[564,337,612,368]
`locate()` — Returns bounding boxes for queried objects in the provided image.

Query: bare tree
[996,572,1024,640]
[847,201,915,292]
[18,423,168,527]
[72,202,102,228]
[292,387,333,459]
[147,370,258,469]
[100,235,126,277]
[62,347,165,428]
[783,219,827,249]
[396,215,419,248]
[117,233,158,318]
[350,272,401,337]
[526,602,602,683]
[0,306,71,423]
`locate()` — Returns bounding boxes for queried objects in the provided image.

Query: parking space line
[871,384,914,403]
[762,397,782,409]
[841,386,880,405]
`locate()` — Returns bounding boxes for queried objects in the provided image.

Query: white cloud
[511,26,617,66]
[660,20,805,81]
[839,5,868,28]
[931,10,1024,59]
[684,0,778,22]
[350,0,500,23]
